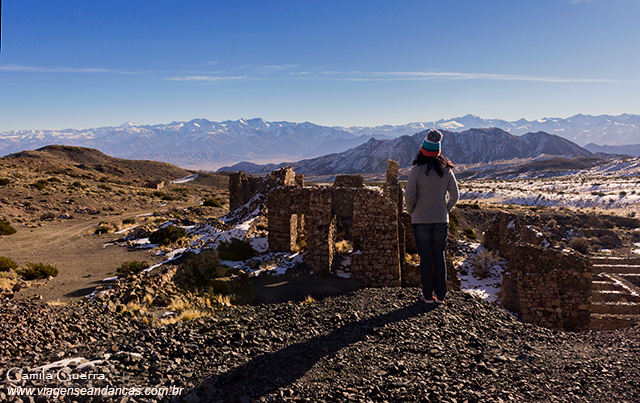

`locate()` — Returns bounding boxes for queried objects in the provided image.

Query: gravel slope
[2,288,639,403]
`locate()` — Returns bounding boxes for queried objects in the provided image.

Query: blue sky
[0,0,639,131]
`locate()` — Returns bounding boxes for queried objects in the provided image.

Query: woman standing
[405,129,459,304]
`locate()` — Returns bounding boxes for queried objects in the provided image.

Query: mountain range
[1,114,638,170]
[218,128,593,175]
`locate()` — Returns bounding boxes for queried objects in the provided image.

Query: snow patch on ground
[456,242,505,303]
[220,252,304,276]
[114,224,140,234]
[459,167,640,213]
[170,174,198,184]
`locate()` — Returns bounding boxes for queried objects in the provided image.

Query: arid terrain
[1,147,640,402]
[0,145,229,301]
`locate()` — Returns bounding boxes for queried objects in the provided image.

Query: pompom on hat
[420,129,443,157]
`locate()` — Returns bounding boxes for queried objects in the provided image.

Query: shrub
[149,225,187,246]
[568,237,590,254]
[98,184,112,191]
[94,226,110,234]
[217,238,256,261]
[16,262,58,280]
[40,212,57,221]
[122,218,136,225]
[116,261,150,276]
[0,221,17,236]
[47,177,62,184]
[30,180,48,190]
[468,250,501,279]
[449,211,459,235]
[463,228,477,239]
[0,256,19,272]
[0,178,11,186]
[203,197,223,208]
[178,250,223,288]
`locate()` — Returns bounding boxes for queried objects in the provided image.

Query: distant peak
[118,122,137,128]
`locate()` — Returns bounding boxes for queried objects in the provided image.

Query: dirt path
[0,211,165,302]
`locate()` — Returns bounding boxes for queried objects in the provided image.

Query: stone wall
[267,187,310,252]
[240,161,463,290]
[270,167,297,186]
[334,175,364,188]
[229,171,269,211]
[229,167,298,211]
[305,190,336,275]
[351,189,401,287]
[485,211,592,331]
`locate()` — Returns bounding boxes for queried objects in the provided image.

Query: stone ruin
[228,161,460,291]
[229,166,597,331]
[484,211,592,331]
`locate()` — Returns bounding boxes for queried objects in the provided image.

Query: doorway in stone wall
[332,215,354,278]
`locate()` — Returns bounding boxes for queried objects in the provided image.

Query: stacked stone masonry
[485,211,592,331]
[233,161,463,290]
[259,161,426,288]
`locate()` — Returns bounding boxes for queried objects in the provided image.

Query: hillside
[1,288,639,402]
[0,145,228,225]
[584,143,640,157]
[219,128,592,175]
[16,145,194,183]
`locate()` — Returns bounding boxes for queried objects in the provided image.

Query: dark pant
[412,223,448,300]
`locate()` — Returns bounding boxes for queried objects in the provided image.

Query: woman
[405,129,458,304]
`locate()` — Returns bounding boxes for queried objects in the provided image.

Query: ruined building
[228,161,460,290]
[484,211,592,331]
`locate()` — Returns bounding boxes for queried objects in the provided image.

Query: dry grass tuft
[303,295,316,304]
[157,316,180,326]
[143,293,154,306]
[168,298,191,311]
[334,240,353,254]
[179,309,205,321]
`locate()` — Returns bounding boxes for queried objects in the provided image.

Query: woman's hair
[412,153,454,177]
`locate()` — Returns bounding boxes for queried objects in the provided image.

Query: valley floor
[0,212,166,302]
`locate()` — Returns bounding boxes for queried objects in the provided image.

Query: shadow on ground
[186,301,438,402]
[251,273,364,304]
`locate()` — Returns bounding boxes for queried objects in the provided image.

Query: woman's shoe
[433,296,445,304]
[419,293,434,304]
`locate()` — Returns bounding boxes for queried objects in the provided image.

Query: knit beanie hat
[420,129,442,157]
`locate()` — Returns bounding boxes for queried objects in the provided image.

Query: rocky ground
[2,288,639,403]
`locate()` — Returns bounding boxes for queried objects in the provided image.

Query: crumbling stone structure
[229,167,298,211]
[145,180,165,190]
[485,211,592,331]
[234,160,461,290]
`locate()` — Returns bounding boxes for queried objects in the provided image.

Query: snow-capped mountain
[218,128,593,175]
[0,118,367,169]
[345,114,640,146]
[1,114,637,170]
